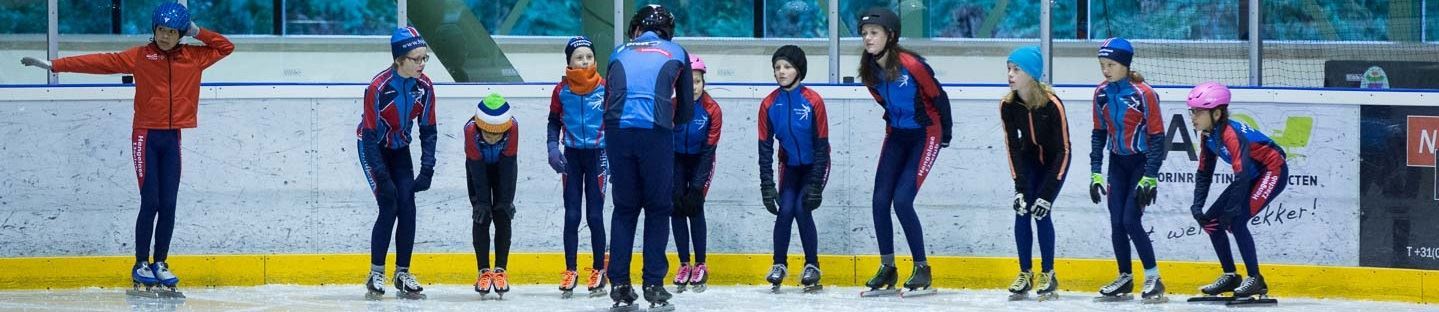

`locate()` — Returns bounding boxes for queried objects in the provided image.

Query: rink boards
[0,83,1434,303]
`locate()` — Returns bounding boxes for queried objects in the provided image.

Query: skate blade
[860,289,900,297]
[364,291,385,301]
[803,285,824,293]
[1093,294,1134,302]
[900,288,937,298]
[126,288,162,299]
[647,303,676,312]
[1186,295,1236,303]
[1007,292,1028,301]
[589,289,609,298]
[397,292,427,300]
[1141,296,1169,304]
[561,290,574,299]
[156,289,186,299]
[1226,297,1278,307]
[692,283,707,293]
[609,303,639,312]
[1035,292,1058,301]
[673,284,687,294]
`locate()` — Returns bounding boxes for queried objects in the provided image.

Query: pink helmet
[689,54,707,73]
[1187,82,1231,109]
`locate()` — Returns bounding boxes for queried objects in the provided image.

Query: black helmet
[857,7,900,39]
[772,45,808,83]
[630,4,676,40]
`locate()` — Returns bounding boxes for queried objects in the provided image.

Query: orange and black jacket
[1000,92,1072,202]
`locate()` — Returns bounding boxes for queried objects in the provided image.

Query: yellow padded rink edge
[0,253,1432,304]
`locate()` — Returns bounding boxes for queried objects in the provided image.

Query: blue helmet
[152,2,191,34]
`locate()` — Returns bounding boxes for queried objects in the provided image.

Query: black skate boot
[1034,271,1058,301]
[1006,271,1033,301]
[609,283,639,312]
[765,264,787,293]
[1094,273,1134,302]
[1227,274,1277,306]
[642,283,675,311]
[363,270,386,300]
[901,263,936,297]
[800,263,823,293]
[393,269,426,300]
[1141,275,1167,304]
[1188,273,1241,303]
[860,264,899,297]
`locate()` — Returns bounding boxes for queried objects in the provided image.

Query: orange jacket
[52,29,234,129]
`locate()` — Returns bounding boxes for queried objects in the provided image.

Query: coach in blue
[602,4,694,310]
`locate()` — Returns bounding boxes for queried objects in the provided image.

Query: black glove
[1192,205,1220,234]
[1134,176,1158,208]
[761,182,779,216]
[802,184,823,211]
[412,167,434,193]
[1089,173,1107,204]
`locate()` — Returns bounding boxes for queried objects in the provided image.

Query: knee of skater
[1123,219,1144,232]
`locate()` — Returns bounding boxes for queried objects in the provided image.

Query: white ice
[0,285,1433,312]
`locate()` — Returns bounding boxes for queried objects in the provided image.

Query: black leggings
[474,212,512,270]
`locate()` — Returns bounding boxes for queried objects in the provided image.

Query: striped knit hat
[474,93,514,133]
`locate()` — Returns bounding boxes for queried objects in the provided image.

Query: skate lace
[135,264,155,278]
[587,269,604,288]
[1206,274,1234,290]
[769,264,787,278]
[494,270,509,288]
[562,271,578,288]
[369,273,386,287]
[1037,272,1053,288]
[804,264,821,277]
[398,272,420,288]
[152,262,176,279]
[477,271,494,289]
[1102,274,1131,292]
[1009,273,1031,290]
[1143,276,1158,292]
[674,265,692,283]
[1237,277,1255,291]
[691,265,707,281]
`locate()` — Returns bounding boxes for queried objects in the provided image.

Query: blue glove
[547,143,566,173]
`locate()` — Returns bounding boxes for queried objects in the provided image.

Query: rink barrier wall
[1,84,1435,303]
[0,253,1436,304]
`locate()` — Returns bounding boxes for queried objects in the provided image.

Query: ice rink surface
[0,285,1433,311]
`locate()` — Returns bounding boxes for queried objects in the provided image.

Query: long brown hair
[1003,82,1057,110]
[859,45,918,87]
[1128,70,1146,83]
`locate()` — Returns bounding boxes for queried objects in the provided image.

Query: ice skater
[19,1,234,299]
